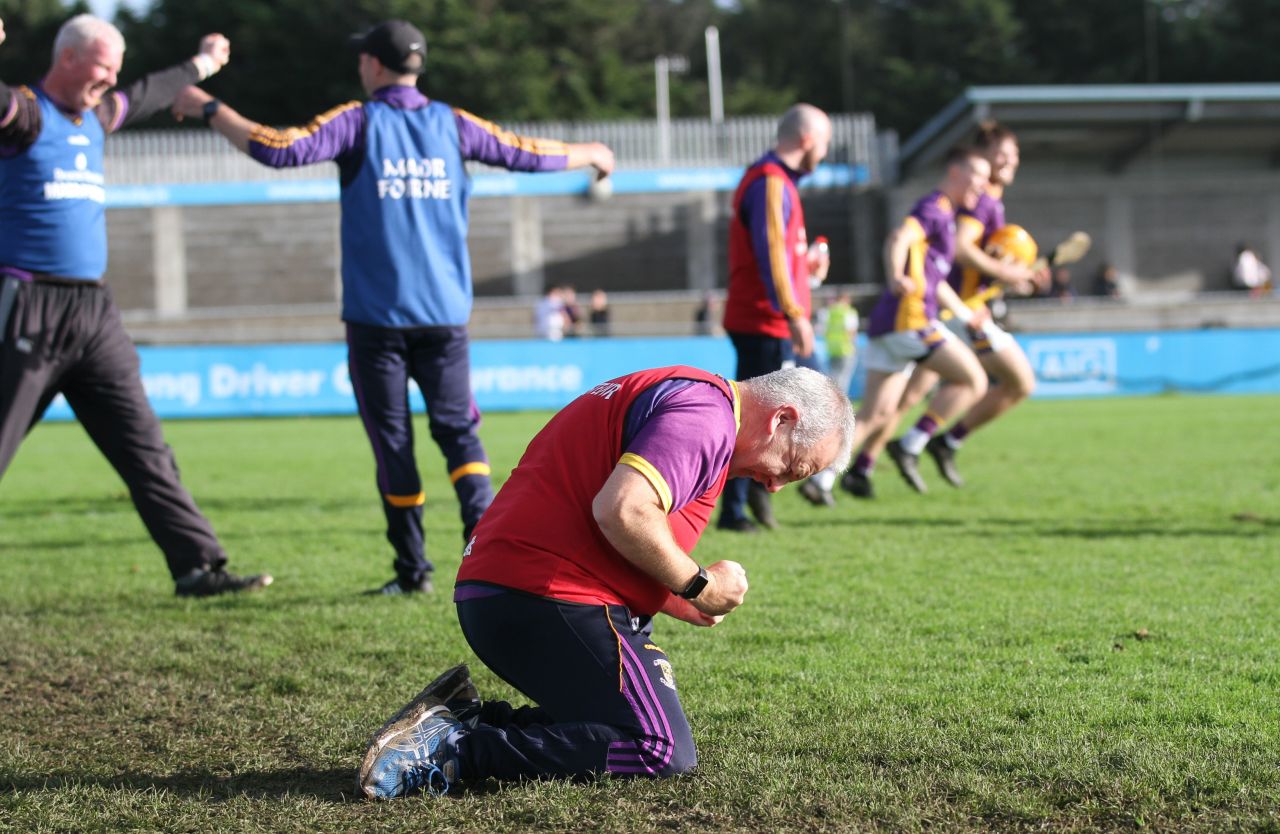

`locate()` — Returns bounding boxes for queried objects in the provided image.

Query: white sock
[814,468,837,492]
[944,432,964,450]
[900,428,930,456]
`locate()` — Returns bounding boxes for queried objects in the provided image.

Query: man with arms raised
[355,365,854,798]
[0,15,270,597]
[173,20,614,594]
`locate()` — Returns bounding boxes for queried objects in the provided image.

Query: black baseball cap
[349,20,427,75]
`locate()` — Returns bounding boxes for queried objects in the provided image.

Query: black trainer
[746,482,777,529]
[174,567,273,598]
[887,439,928,494]
[716,517,760,534]
[799,478,836,507]
[840,470,875,499]
[925,435,964,488]
[368,575,434,595]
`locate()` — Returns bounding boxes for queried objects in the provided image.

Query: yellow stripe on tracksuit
[765,177,805,320]
[249,101,364,149]
[619,453,673,513]
[454,108,569,157]
[450,462,492,484]
[385,492,425,508]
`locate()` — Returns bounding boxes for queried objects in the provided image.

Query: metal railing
[102,113,880,185]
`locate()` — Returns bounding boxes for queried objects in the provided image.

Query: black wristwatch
[202,98,222,125]
[676,566,709,600]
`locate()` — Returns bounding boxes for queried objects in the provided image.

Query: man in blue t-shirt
[173,20,615,594]
[0,14,271,598]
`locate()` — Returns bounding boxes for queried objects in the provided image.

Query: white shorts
[943,316,1016,355]
[863,323,956,374]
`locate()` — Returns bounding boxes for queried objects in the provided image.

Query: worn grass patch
[2,395,1279,832]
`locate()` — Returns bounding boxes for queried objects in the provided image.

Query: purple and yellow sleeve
[745,176,805,320]
[619,384,737,513]
[454,109,569,172]
[248,101,366,168]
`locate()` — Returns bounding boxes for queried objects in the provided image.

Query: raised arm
[454,108,613,179]
[99,33,229,133]
[172,86,365,167]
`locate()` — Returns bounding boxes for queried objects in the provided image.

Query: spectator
[1048,266,1074,302]
[588,288,610,337]
[1233,242,1272,298]
[534,286,566,341]
[819,289,859,395]
[693,291,717,336]
[1092,262,1122,299]
[560,285,582,338]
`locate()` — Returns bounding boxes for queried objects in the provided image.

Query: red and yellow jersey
[455,366,739,616]
[722,152,812,339]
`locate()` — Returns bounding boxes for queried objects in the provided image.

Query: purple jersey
[247,85,570,175]
[947,190,1006,301]
[867,190,957,337]
[620,379,738,513]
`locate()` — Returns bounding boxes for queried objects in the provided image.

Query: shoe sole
[356,666,471,798]
[888,443,928,494]
[926,444,965,488]
[357,701,453,799]
[799,484,835,507]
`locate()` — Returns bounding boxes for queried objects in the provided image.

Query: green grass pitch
[2,395,1278,833]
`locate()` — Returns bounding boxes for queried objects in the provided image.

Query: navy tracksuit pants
[346,323,493,583]
[719,330,794,525]
[454,586,697,781]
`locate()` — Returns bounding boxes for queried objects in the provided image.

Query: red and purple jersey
[455,366,740,617]
[722,152,812,339]
[947,190,1006,302]
[867,190,957,337]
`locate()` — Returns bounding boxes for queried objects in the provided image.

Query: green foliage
[1,0,1280,162]
[1,394,1279,831]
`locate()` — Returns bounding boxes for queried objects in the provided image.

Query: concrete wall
[101,188,867,326]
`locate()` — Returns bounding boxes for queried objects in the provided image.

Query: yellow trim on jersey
[619,452,674,513]
[765,177,804,320]
[894,217,928,332]
[450,462,492,484]
[385,491,425,508]
[454,108,569,157]
[727,379,742,432]
[249,100,364,149]
[957,214,985,243]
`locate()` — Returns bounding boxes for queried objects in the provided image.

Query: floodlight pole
[655,55,672,165]
[705,26,724,126]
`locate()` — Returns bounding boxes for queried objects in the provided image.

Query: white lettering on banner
[208,364,327,399]
[142,372,201,407]
[1027,338,1118,395]
[471,365,584,394]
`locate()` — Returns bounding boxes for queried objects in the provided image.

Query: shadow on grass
[2,766,357,803]
[788,513,1277,540]
[0,495,362,520]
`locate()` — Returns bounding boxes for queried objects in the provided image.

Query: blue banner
[104,164,865,208]
[38,328,1280,422]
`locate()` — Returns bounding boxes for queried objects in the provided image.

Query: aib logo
[1028,338,1117,395]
